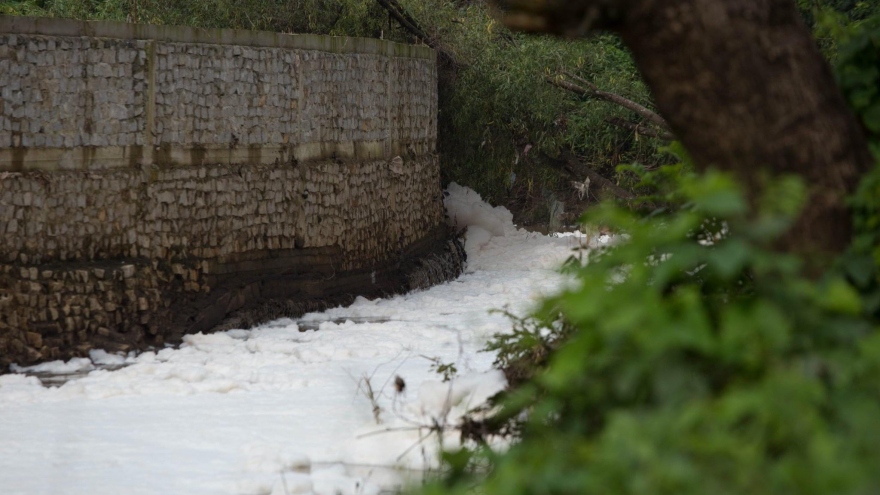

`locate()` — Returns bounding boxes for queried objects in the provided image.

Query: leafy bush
[837,16,880,320]
[13,0,389,37]
[418,161,880,495]
[367,0,663,212]
[0,0,50,15]
[800,0,880,59]
[415,16,880,495]
[433,25,659,209]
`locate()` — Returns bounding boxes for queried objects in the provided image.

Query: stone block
[26,331,42,348]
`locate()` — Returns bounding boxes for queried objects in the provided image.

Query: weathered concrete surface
[0,18,436,170]
[0,17,455,369]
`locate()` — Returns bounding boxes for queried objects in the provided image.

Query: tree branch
[546,72,672,132]
[376,0,429,41]
[375,0,460,66]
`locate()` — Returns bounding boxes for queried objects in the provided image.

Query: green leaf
[863,290,880,314]
[759,174,808,217]
[862,102,880,133]
[819,278,863,315]
[706,238,752,279]
[682,172,747,217]
[843,255,876,289]
[848,86,878,109]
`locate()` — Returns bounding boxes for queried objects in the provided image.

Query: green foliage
[409,1,659,207]
[0,0,50,15]
[419,12,880,476]
[835,15,880,137]
[417,165,880,495]
[1,0,387,37]
[485,309,574,387]
[415,14,880,495]
[800,0,880,60]
[798,0,880,26]
[424,355,458,382]
[837,16,880,318]
[416,21,880,484]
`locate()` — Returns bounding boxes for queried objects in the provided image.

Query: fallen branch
[375,0,460,66]
[546,71,672,133]
[376,0,430,42]
[605,117,675,141]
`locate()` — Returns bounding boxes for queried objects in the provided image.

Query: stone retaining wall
[0,17,456,369]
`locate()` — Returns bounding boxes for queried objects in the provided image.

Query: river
[0,185,608,495]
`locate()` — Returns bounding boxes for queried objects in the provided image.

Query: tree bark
[491,0,874,259]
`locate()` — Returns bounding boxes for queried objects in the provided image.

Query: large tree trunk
[493,0,873,260]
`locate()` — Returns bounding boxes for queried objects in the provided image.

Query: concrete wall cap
[0,15,436,60]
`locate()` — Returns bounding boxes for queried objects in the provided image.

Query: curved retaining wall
[0,17,460,368]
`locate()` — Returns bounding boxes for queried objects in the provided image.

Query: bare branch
[547,72,672,132]
[376,0,430,42]
[375,0,460,66]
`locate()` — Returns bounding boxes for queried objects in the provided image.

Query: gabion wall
[0,17,453,369]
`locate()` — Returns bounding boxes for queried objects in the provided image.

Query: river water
[0,185,609,495]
